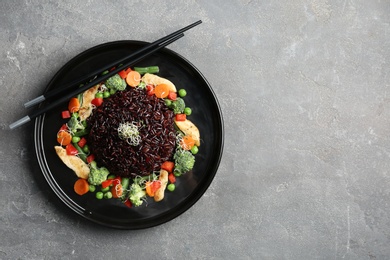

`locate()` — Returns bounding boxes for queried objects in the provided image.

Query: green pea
[96,191,104,199]
[101,186,110,193]
[167,183,175,192]
[173,170,182,177]
[178,89,187,97]
[165,99,172,107]
[72,136,81,143]
[184,107,192,115]
[95,92,104,99]
[191,145,199,155]
[82,145,89,153]
[89,185,96,193]
[103,91,110,98]
[107,175,115,179]
[104,191,113,199]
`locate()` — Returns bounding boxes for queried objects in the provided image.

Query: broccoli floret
[137,81,146,89]
[88,161,110,185]
[173,148,195,175]
[67,116,85,134]
[105,74,127,91]
[170,97,185,114]
[129,183,146,207]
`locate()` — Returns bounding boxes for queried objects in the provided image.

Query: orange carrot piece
[145,181,153,197]
[57,130,72,146]
[154,84,170,98]
[111,184,123,198]
[74,178,89,195]
[68,97,80,113]
[126,70,141,87]
[180,135,195,150]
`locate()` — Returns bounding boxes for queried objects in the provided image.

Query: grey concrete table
[1,1,389,259]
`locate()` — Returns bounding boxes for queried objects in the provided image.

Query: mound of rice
[87,88,176,178]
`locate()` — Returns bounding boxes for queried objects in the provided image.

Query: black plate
[34,40,224,229]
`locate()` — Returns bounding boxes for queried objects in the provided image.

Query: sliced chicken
[79,85,99,121]
[174,119,200,146]
[141,73,176,92]
[54,146,90,179]
[154,169,169,202]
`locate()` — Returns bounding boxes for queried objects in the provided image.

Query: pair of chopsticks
[9,20,202,129]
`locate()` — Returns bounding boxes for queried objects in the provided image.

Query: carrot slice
[154,84,170,98]
[145,181,153,197]
[180,135,195,150]
[126,70,141,87]
[111,184,123,198]
[68,97,80,113]
[74,178,89,195]
[57,131,72,146]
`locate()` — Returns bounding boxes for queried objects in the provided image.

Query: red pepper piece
[65,144,78,156]
[78,137,87,148]
[161,161,174,173]
[61,110,71,119]
[101,179,113,189]
[91,97,103,107]
[59,124,68,132]
[175,114,186,121]
[112,177,122,186]
[86,154,95,164]
[168,91,177,101]
[118,68,132,79]
[151,181,161,192]
[124,199,132,208]
[168,173,176,184]
[146,84,155,96]
[101,177,122,189]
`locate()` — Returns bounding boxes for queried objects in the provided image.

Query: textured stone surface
[1,0,390,259]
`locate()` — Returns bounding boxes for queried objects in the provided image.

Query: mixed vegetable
[54,66,200,208]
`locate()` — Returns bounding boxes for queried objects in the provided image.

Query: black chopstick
[9,32,187,129]
[24,20,202,108]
